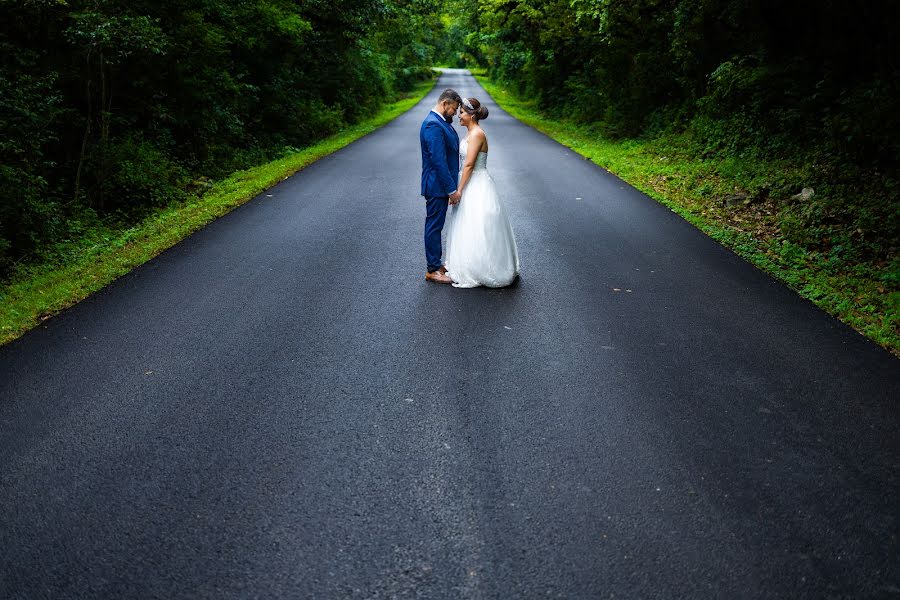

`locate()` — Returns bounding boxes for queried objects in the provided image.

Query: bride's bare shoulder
[470,127,488,151]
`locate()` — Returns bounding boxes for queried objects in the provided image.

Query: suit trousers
[424,195,449,272]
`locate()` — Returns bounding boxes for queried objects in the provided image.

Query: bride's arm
[456,130,485,199]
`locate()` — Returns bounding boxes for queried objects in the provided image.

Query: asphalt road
[1,69,898,599]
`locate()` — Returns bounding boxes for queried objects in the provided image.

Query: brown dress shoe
[425,271,452,284]
[438,266,448,275]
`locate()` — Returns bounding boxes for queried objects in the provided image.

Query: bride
[443,97,520,288]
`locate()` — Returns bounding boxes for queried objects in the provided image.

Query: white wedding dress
[443,137,520,288]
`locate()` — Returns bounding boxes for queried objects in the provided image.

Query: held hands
[449,190,462,205]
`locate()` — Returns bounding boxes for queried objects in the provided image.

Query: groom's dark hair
[438,88,462,104]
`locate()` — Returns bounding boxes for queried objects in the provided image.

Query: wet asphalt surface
[1,69,898,599]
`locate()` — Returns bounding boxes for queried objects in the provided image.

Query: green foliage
[0,78,436,346]
[0,0,442,279]
[65,10,168,59]
[0,58,67,275]
[434,0,484,67]
[477,73,899,354]
[101,136,189,214]
[466,0,898,275]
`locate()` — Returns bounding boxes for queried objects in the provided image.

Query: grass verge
[476,74,899,357]
[0,77,436,346]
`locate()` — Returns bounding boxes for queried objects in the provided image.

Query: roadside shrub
[0,0,442,282]
[99,137,189,217]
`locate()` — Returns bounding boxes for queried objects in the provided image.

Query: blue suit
[420,110,460,272]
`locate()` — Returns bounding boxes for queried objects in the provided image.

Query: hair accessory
[461,98,474,111]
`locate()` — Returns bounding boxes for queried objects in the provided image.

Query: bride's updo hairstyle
[461,97,489,122]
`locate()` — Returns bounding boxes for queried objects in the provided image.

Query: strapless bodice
[460,138,488,170]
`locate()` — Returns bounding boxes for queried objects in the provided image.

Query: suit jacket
[420,110,460,197]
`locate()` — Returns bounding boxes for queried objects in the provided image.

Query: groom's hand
[449,190,461,205]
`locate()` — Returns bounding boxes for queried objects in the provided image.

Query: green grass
[477,75,899,357]
[0,77,436,346]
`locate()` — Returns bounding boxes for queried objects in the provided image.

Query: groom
[420,88,462,284]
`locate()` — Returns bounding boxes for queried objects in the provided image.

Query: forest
[1,1,898,317]
[0,0,445,278]
[446,0,898,271]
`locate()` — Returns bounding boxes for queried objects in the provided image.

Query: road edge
[475,73,898,359]
[0,77,438,347]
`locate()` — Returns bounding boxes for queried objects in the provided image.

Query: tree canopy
[0,0,444,277]
[2,0,897,279]
[445,0,899,264]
